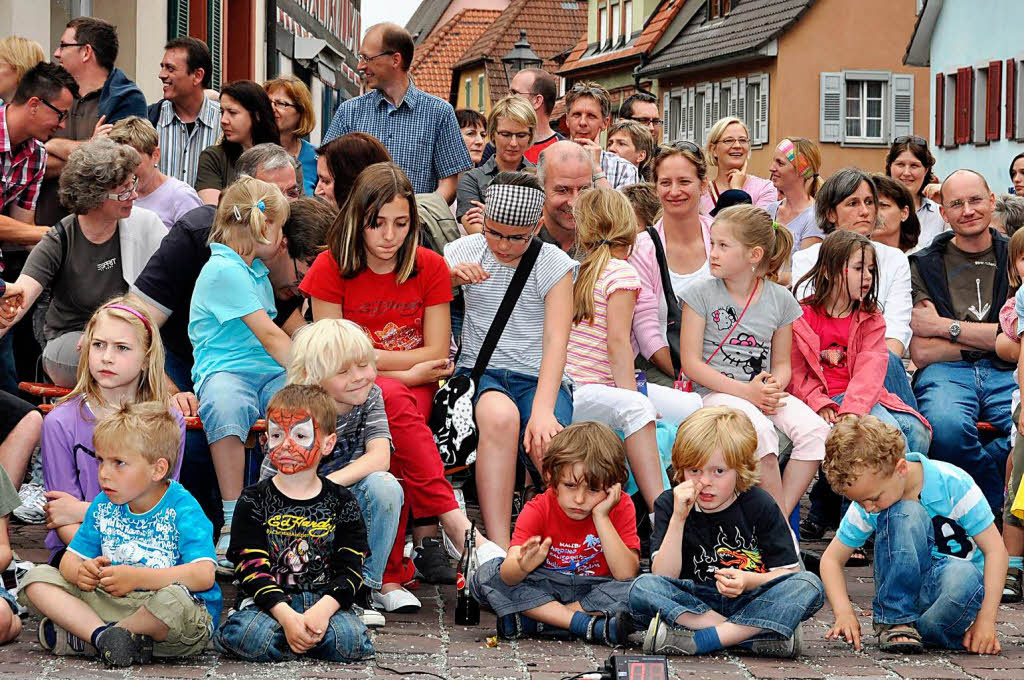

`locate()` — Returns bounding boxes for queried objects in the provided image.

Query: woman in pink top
[700,117,777,215]
[629,143,714,423]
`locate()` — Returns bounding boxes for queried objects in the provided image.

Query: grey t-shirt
[260,384,392,480]
[0,465,19,518]
[22,218,126,341]
[681,278,802,395]
[910,241,998,322]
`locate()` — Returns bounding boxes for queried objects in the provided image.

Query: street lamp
[502,30,543,85]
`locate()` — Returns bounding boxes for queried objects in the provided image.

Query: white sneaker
[370,587,421,613]
[12,483,45,524]
[353,604,386,627]
[215,527,234,576]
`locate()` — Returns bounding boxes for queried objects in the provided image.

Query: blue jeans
[884,350,917,410]
[832,394,931,455]
[213,591,373,662]
[872,500,984,649]
[628,571,825,640]
[914,359,1014,514]
[197,369,287,444]
[0,332,18,396]
[348,471,404,590]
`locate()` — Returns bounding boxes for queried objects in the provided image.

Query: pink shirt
[566,259,642,385]
[700,175,778,215]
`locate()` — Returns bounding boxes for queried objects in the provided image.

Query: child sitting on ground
[819,414,1006,655]
[20,402,221,667]
[629,406,824,658]
[214,384,374,663]
[470,421,639,646]
[0,466,22,644]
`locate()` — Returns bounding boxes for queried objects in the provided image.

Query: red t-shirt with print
[802,304,854,398]
[300,247,453,351]
[511,488,639,577]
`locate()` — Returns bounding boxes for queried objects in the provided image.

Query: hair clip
[255,200,266,213]
[232,205,243,221]
[597,239,612,246]
[772,221,782,231]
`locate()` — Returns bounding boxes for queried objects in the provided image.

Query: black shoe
[95,626,154,667]
[413,537,456,584]
[799,516,833,541]
[586,611,632,646]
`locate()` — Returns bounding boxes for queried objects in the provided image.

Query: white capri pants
[571,383,659,437]
[702,392,827,461]
[645,383,704,427]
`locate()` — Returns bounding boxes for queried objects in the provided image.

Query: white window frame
[624,0,633,38]
[1014,57,1024,141]
[611,3,621,46]
[598,7,609,48]
[820,70,914,147]
[844,79,886,144]
[942,72,957,147]
[972,63,989,145]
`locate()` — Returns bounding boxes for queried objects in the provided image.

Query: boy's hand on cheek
[826,613,862,651]
[673,480,702,520]
[517,536,552,573]
[964,618,1001,655]
[593,483,622,519]
[98,564,141,597]
[714,568,747,598]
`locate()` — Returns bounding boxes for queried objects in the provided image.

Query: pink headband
[104,304,152,333]
[778,139,813,179]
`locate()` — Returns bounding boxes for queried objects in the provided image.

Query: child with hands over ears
[187,177,291,569]
[470,422,640,646]
[214,385,373,663]
[41,296,185,565]
[629,406,824,658]
[819,415,1006,655]
[790,230,931,452]
[678,204,829,518]
[20,403,220,667]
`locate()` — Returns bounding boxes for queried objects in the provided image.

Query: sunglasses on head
[893,135,929,147]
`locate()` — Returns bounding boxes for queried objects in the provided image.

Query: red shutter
[987,60,1002,141]
[1008,59,1018,140]
[935,72,944,145]
[955,67,973,144]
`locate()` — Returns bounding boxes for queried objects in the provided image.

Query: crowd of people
[0,15,1023,668]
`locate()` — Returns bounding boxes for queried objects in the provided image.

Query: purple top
[42,396,186,557]
[134,176,203,229]
[700,174,778,215]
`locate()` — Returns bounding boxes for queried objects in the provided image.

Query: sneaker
[12,483,46,524]
[587,611,632,646]
[353,604,386,628]
[1003,567,1023,603]
[750,623,803,659]
[95,625,154,667]
[37,617,96,657]
[642,613,696,656]
[413,537,456,584]
[370,587,421,613]
[215,527,234,577]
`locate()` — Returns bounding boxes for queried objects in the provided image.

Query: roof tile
[558,0,685,75]
[410,9,503,99]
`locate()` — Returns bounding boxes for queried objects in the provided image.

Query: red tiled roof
[558,0,686,77]
[410,9,503,99]
[451,0,588,103]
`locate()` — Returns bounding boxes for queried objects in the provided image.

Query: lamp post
[502,30,543,85]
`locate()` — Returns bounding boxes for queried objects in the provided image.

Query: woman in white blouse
[885,136,947,250]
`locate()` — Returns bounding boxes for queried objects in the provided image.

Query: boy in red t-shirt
[469,422,640,645]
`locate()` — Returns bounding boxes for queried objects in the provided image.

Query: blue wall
[928,0,1024,192]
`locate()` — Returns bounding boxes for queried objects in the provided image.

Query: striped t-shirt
[566,259,642,386]
[445,234,578,376]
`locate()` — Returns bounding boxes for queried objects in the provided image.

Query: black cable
[374,658,449,679]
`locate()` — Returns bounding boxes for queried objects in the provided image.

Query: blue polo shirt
[836,452,994,569]
[322,80,472,194]
[188,243,279,390]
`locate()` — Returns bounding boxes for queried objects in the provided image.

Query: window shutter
[208,0,223,90]
[1006,59,1017,140]
[663,90,672,143]
[728,78,739,117]
[935,72,944,144]
[987,60,1002,141]
[686,86,696,141]
[702,84,713,141]
[889,73,914,141]
[955,67,973,144]
[737,76,746,129]
[712,82,720,123]
[820,72,843,143]
[169,0,189,40]
[758,73,769,144]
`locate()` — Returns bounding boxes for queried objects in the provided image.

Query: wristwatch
[948,319,962,343]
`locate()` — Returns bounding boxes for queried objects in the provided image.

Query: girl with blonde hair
[701,117,777,214]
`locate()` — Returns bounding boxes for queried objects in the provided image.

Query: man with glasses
[480,67,564,166]
[908,169,1014,521]
[565,81,638,190]
[618,91,663,143]
[37,17,146,228]
[322,23,471,202]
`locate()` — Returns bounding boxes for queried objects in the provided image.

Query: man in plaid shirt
[564,82,639,191]
[322,23,471,202]
[0,62,77,249]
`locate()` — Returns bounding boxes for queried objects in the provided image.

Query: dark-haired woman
[1010,151,1024,197]
[314,132,390,209]
[885,135,946,250]
[871,173,922,253]
[195,80,280,204]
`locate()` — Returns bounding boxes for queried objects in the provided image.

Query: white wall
[0,0,51,50]
[134,0,167,103]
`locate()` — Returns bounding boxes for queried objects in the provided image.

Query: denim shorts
[197,370,287,444]
[457,368,574,431]
[0,586,16,616]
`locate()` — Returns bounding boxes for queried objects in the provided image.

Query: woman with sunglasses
[195,80,279,205]
[265,75,318,196]
[700,117,777,215]
[885,135,947,250]
[0,139,167,386]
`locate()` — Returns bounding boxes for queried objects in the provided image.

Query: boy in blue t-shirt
[19,403,221,667]
[819,415,1007,656]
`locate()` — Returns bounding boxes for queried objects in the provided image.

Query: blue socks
[694,627,723,654]
[90,623,114,647]
[568,611,593,638]
[1010,556,1023,570]
[222,499,237,528]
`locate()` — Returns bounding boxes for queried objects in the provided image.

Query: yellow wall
[454,66,490,115]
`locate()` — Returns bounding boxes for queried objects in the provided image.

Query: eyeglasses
[57,41,86,50]
[717,137,750,146]
[893,135,929,146]
[495,131,531,142]
[106,176,139,202]
[626,116,664,127]
[37,97,69,123]
[944,196,987,212]
[509,88,538,98]
[483,226,534,244]
[270,99,300,111]
[357,51,395,64]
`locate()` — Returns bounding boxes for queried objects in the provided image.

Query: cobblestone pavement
[7,523,1024,679]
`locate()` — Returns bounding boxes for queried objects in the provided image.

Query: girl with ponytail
[678,204,829,519]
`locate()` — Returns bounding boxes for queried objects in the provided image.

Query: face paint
[267,407,322,474]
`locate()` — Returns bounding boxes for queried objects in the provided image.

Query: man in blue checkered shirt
[322,23,472,201]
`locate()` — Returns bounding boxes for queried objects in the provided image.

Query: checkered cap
[484,183,546,227]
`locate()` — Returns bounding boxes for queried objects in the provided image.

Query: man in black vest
[909,169,1013,517]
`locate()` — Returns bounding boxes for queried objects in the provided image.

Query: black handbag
[646,226,682,376]
[429,239,543,468]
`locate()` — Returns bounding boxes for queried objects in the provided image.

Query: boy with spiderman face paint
[213,385,374,663]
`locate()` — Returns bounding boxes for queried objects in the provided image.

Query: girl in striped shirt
[566,188,701,515]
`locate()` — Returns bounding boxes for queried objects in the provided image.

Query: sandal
[874,623,924,654]
[1003,567,1023,603]
[847,547,871,568]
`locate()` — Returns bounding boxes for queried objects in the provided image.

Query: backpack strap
[646,226,682,375]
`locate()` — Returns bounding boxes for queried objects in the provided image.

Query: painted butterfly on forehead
[266,407,324,474]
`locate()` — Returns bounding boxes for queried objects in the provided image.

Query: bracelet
[592,171,606,182]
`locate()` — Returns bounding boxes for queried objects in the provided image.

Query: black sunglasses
[659,140,702,156]
[893,135,928,147]
[37,97,69,123]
